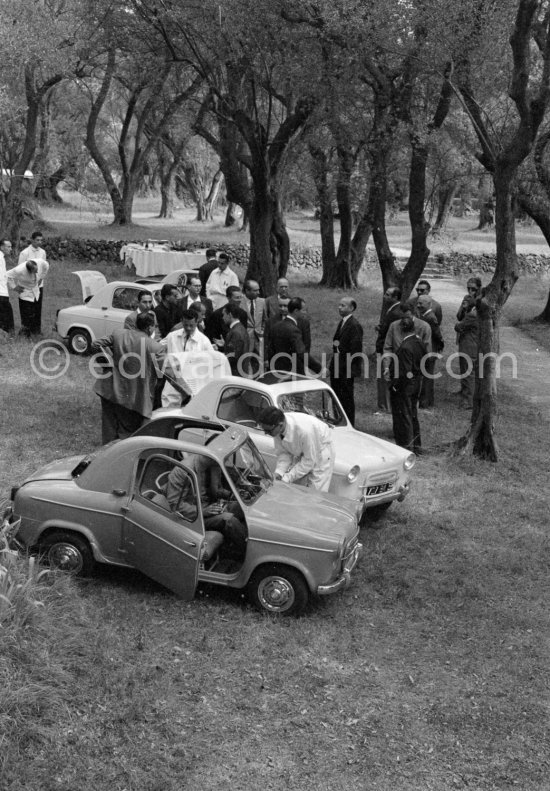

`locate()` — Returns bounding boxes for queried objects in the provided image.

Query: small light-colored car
[8,420,362,615]
[56,269,198,354]
[147,373,415,523]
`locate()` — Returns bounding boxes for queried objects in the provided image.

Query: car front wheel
[40,531,95,576]
[68,328,92,355]
[248,564,309,615]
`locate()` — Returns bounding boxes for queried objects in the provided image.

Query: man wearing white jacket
[258,407,335,492]
[205,252,239,311]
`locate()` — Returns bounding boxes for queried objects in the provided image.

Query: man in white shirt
[258,406,335,492]
[206,252,239,310]
[18,231,47,265]
[162,309,215,406]
[0,238,15,334]
[7,257,50,337]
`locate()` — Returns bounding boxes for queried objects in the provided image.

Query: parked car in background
[56,269,198,354]
[7,420,362,615]
[145,373,416,524]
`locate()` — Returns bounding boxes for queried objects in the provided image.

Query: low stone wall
[434,251,550,277]
[40,237,550,278]
[41,236,327,270]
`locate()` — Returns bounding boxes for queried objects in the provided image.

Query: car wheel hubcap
[71,334,88,353]
[257,576,295,612]
[48,543,83,573]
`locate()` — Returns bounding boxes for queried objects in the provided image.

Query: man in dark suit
[388,316,427,454]
[204,285,248,344]
[177,275,214,318]
[415,294,444,409]
[375,287,402,412]
[269,297,323,376]
[154,284,180,338]
[264,277,290,320]
[329,298,364,426]
[410,280,442,325]
[198,248,218,296]
[220,303,250,376]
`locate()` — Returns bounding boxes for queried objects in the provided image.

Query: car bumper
[317,542,363,596]
[360,481,411,512]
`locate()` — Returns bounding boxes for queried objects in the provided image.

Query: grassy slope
[2,257,550,789]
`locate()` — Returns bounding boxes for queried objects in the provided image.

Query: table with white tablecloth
[120,244,205,277]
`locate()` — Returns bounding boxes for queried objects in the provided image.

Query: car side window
[112,287,143,311]
[138,455,198,522]
[216,387,271,427]
[278,389,345,427]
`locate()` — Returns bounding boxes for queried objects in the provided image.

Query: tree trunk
[196,196,207,221]
[516,188,550,321]
[225,202,239,226]
[455,167,518,461]
[246,185,289,294]
[240,205,250,232]
[204,169,223,220]
[309,145,337,285]
[35,166,66,203]
[329,147,355,288]
[400,138,431,297]
[477,173,494,229]
[433,182,458,232]
[158,157,178,218]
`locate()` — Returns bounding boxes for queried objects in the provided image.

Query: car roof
[212,373,330,396]
[77,428,248,492]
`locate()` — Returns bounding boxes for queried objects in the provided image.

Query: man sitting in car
[166,450,247,560]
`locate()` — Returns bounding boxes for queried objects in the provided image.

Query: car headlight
[403,454,416,471]
[346,465,360,483]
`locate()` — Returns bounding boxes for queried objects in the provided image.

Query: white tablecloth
[120,245,205,276]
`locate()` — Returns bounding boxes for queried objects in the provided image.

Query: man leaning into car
[91,312,165,443]
[258,406,335,492]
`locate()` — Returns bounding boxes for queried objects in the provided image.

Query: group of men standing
[0,235,475,462]
[0,231,49,337]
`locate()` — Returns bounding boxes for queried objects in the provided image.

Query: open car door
[122,454,204,599]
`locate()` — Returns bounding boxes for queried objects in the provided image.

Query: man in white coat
[162,309,215,406]
[7,257,49,337]
[258,406,335,492]
[206,252,239,310]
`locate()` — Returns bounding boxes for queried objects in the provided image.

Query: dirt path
[434,279,550,412]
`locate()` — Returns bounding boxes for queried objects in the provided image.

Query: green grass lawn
[1,260,550,789]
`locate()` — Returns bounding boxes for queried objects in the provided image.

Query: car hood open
[72,271,108,302]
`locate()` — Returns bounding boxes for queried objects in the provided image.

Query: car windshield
[277,389,346,427]
[223,440,272,504]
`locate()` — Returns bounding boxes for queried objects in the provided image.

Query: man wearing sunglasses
[411,280,442,325]
[457,277,482,321]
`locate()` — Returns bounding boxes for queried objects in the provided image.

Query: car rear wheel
[68,328,92,355]
[248,564,309,615]
[40,531,95,576]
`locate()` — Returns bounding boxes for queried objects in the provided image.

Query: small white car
[146,373,416,524]
[56,269,198,354]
